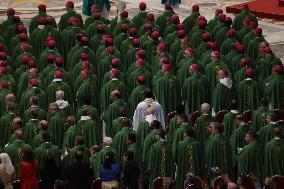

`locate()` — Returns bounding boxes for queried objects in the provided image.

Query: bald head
[15,129,24,140]
[201,103,210,114]
[110,89,121,101]
[39,120,48,131]
[66,116,76,126]
[29,96,39,106]
[5,94,15,103]
[12,117,23,130]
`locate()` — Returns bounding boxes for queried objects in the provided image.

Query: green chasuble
[266,75,284,109]
[20,87,46,114]
[176,138,202,189]
[62,27,84,58]
[229,123,250,161]
[171,123,190,160]
[0,113,16,148]
[256,54,279,94]
[237,79,259,113]
[263,138,284,178]
[251,106,269,132]
[4,140,31,172]
[34,142,60,171]
[142,130,158,163]
[127,143,138,160]
[167,116,178,139]
[147,140,174,189]
[212,81,233,114]
[154,72,180,116]
[205,60,230,93]
[113,19,133,37]
[142,39,159,65]
[77,118,100,147]
[103,99,129,137]
[155,10,173,35]
[237,140,261,177]
[23,107,46,125]
[0,89,11,115]
[100,79,127,111]
[112,127,135,164]
[176,58,196,87]
[47,112,65,148]
[101,70,126,87]
[247,36,265,61]
[46,80,72,106]
[29,12,57,35]
[67,46,96,71]
[113,33,128,52]
[228,54,244,76]
[128,68,152,93]
[232,8,257,31]
[76,105,99,124]
[223,110,239,137]
[31,131,54,149]
[220,37,237,56]
[194,114,213,145]
[182,73,209,112]
[0,16,15,34]
[62,145,90,173]
[76,79,99,110]
[23,119,39,145]
[136,120,151,158]
[257,123,280,144]
[182,12,200,34]
[132,11,147,30]
[62,125,80,149]
[128,84,147,114]
[205,133,232,180]
[90,154,101,178]
[58,10,83,31]
[112,117,126,136]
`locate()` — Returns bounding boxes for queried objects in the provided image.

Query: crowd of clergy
[0,0,283,188]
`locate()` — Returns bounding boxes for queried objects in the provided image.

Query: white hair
[201,103,210,113]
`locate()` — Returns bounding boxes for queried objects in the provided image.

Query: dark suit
[122,160,140,189]
[67,161,93,189]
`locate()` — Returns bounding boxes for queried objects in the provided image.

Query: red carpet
[226,0,284,20]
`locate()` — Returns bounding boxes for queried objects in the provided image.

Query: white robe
[132,98,165,131]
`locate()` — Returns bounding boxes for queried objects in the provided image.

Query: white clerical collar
[240,122,246,126]
[38,25,45,29]
[145,114,157,123]
[30,105,38,108]
[32,87,38,89]
[245,78,253,81]
[111,78,118,81]
[29,119,38,121]
[270,122,277,125]
[80,116,91,121]
[55,99,69,109]
[231,110,239,114]
[275,137,280,140]
[220,77,233,89]
[52,78,62,82]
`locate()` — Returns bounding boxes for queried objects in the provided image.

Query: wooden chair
[213,176,223,189]
[274,109,284,121]
[243,110,253,123]
[166,111,177,127]
[192,176,203,188]
[190,111,201,127]
[215,110,228,124]
[92,178,102,189]
[153,177,174,189]
[272,175,284,189]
